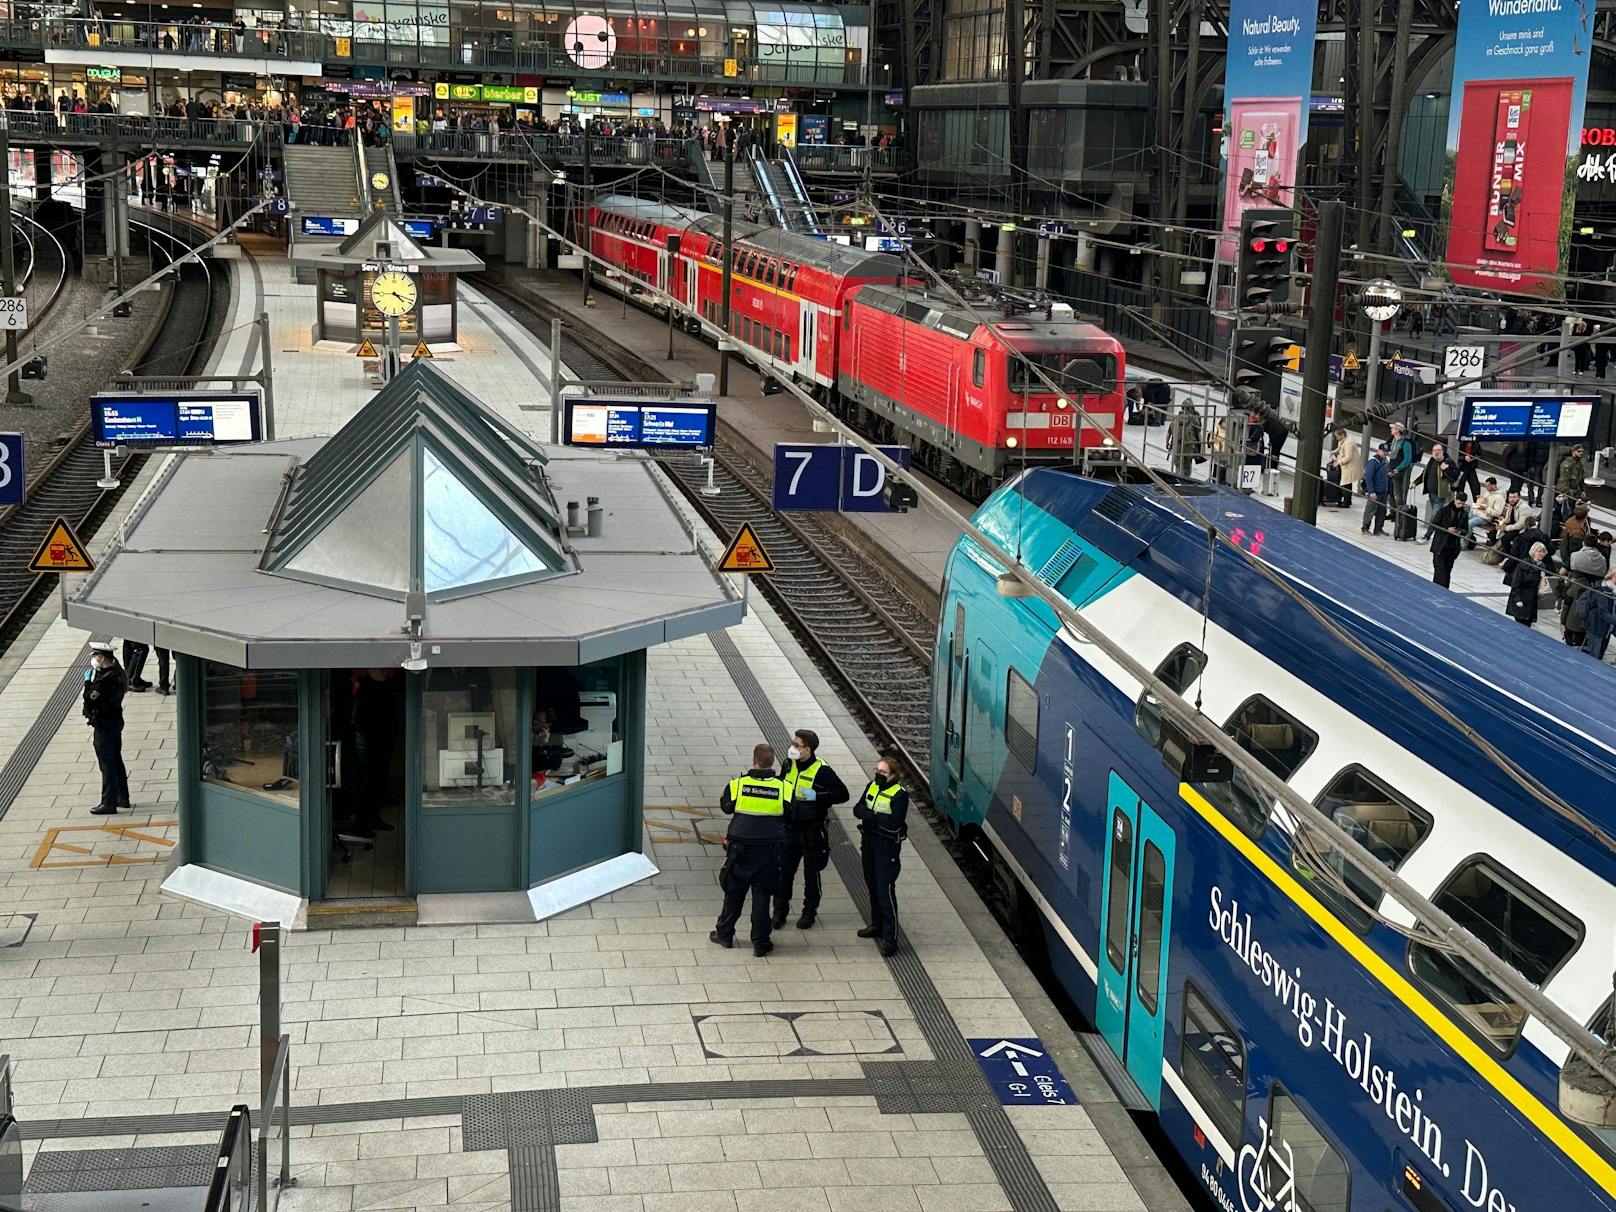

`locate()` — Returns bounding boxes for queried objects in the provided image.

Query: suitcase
[1394,500,1419,541]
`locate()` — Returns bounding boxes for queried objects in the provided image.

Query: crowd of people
[1332,426,1616,660]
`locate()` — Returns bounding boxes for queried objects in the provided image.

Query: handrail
[779,146,822,234]
[256,1033,293,1210]
[0,1114,21,1212]
[748,143,790,231]
[203,1105,253,1212]
[352,127,371,215]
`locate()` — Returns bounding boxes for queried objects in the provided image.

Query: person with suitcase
[1361,444,1391,536]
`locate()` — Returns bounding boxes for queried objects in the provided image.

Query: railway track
[0,212,223,652]
[475,273,942,785]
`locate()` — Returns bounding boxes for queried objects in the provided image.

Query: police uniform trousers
[861,832,902,942]
[714,838,782,943]
[774,822,829,919]
[92,722,129,809]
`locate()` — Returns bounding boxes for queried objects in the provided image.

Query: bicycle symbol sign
[1236,1117,1297,1212]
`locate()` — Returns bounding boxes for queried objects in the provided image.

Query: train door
[801,301,816,376]
[1096,769,1176,1108]
[964,640,998,811]
[943,602,966,781]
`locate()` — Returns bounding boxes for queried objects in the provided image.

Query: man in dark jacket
[1430,492,1469,588]
[712,742,788,956]
[1387,423,1417,510]
[84,642,130,814]
[772,728,849,931]
[1557,444,1588,499]
[1418,442,1457,540]
[1361,444,1391,536]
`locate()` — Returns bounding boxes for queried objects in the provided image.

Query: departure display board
[1458,394,1598,441]
[563,400,717,449]
[93,393,263,448]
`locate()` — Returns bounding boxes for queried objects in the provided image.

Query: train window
[1267,1088,1349,1212]
[1409,859,1581,1052]
[844,307,853,330]
[972,349,985,388]
[766,261,779,287]
[1133,643,1206,749]
[1180,984,1245,1146]
[1005,669,1038,772]
[1135,841,1166,1014]
[1104,810,1133,971]
[1011,352,1115,396]
[1196,697,1317,840]
[1293,768,1432,933]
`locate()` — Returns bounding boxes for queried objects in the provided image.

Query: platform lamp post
[110,153,130,317]
[1358,279,1402,509]
[580,121,593,304]
[0,124,29,405]
[666,233,680,360]
[718,118,734,396]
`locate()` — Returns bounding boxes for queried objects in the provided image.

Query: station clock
[371,270,418,317]
[371,170,391,191]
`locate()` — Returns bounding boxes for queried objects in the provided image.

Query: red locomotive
[586,195,1126,499]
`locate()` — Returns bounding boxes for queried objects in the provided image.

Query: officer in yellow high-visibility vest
[772,728,849,932]
[711,742,788,957]
[854,752,909,957]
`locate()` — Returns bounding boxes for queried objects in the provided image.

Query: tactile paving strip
[0,639,95,824]
[711,629,1061,1212]
[23,1144,217,1193]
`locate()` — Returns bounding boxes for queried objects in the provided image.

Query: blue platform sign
[91,393,262,449]
[969,1038,1076,1107]
[563,399,717,449]
[1460,394,1599,442]
[772,443,911,512]
[0,432,23,507]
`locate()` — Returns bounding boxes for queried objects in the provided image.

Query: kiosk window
[1180,984,1244,1146]
[531,656,625,799]
[421,667,518,809]
[1409,859,1580,1051]
[1267,1090,1348,1212]
[1195,696,1316,839]
[199,662,300,807]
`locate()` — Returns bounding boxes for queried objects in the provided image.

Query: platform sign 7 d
[772,443,911,512]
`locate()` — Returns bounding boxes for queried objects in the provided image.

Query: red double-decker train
[586,194,1127,498]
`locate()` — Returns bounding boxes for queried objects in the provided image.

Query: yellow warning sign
[717,522,774,574]
[356,338,378,358]
[412,340,433,360]
[28,516,93,573]
[1342,348,1362,372]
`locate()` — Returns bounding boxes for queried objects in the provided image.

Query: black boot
[796,912,816,929]
[708,930,733,948]
[878,938,898,957]
[857,925,880,939]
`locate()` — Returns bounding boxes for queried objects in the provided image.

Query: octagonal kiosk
[292,209,484,346]
[68,361,742,925]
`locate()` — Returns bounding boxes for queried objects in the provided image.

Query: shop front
[69,360,741,921]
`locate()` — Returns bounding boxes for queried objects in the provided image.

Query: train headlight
[1055,398,1069,409]
[1006,436,1019,448]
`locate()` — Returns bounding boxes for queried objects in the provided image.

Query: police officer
[854,752,908,957]
[83,641,130,815]
[772,728,848,931]
[711,742,787,957]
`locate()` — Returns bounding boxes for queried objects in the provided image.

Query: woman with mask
[853,754,909,957]
[772,728,848,932]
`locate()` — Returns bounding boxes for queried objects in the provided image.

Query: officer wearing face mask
[83,641,130,815]
[854,753,908,957]
[772,728,849,932]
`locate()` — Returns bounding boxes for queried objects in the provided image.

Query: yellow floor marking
[30,819,178,869]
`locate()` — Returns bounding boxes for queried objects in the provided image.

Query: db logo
[1583,127,1616,147]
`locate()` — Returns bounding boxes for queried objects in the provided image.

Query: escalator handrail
[0,1113,24,1212]
[202,1105,253,1212]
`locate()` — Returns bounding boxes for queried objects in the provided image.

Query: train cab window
[972,349,985,388]
[1179,984,1245,1147]
[1011,352,1116,396]
[1409,859,1581,1052]
[1133,643,1206,749]
[1197,696,1316,840]
[1294,769,1432,933]
[1005,669,1038,772]
[1267,1089,1349,1212]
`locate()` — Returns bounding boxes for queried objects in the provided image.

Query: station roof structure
[289,208,486,274]
[68,361,741,668]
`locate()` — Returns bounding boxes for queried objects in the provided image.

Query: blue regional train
[930,468,1616,1212]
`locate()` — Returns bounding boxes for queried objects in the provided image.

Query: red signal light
[1274,239,1291,253]
[1250,238,1267,252]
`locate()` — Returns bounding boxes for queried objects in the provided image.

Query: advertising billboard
[1219,0,1316,258]
[1443,1,1591,295]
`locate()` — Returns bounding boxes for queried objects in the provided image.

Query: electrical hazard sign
[28,517,94,573]
[356,338,378,357]
[717,522,774,574]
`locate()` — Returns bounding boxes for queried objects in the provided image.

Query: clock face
[371,270,417,317]
[371,171,390,190]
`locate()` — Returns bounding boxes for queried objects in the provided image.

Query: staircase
[282,143,362,220]
[727,155,762,221]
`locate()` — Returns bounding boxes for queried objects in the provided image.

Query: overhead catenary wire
[444,170,1616,1090]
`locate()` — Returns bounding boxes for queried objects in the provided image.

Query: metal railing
[203,1105,254,1212]
[257,1034,293,1211]
[393,129,692,167]
[0,109,280,149]
[0,17,894,85]
[789,143,900,175]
